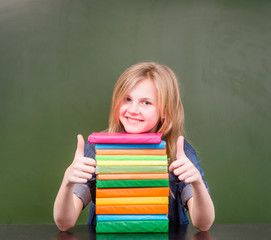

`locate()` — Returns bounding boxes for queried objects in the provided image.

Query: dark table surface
[0,223,270,240]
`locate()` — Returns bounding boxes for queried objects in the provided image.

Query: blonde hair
[108,62,184,164]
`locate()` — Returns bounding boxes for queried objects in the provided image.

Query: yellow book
[96,196,168,205]
[97,160,167,166]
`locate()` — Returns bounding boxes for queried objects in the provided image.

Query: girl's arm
[53,135,96,231]
[53,176,84,231]
[169,136,215,231]
[187,179,215,231]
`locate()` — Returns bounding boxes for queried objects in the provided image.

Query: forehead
[126,78,158,99]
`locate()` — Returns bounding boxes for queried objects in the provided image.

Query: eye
[143,101,151,105]
[124,97,132,102]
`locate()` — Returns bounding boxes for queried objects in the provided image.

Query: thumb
[75,134,85,157]
[176,136,185,159]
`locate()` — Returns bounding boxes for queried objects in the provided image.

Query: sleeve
[178,139,210,208]
[73,142,96,209]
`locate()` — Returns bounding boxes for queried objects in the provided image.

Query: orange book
[96,187,169,198]
[96,204,168,215]
[95,149,166,155]
[97,173,169,180]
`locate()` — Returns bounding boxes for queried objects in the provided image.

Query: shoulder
[184,139,196,155]
[84,129,108,158]
[183,139,201,169]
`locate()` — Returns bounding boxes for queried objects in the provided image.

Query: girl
[53,62,215,231]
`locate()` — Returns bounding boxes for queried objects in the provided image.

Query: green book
[95,155,167,160]
[96,179,169,188]
[96,165,168,174]
[96,220,169,233]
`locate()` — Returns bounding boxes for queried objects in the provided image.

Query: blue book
[95,141,166,149]
[96,214,168,221]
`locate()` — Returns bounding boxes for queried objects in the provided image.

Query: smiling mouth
[125,117,143,123]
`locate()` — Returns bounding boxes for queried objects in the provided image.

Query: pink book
[88,132,162,144]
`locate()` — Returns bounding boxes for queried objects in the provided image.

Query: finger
[75,134,85,157]
[179,168,200,183]
[168,162,174,172]
[169,159,184,172]
[183,176,195,184]
[79,165,96,175]
[176,136,185,159]
[73,161,95,173]
[81,157,96,167]
[73,170,93,180]
[177,170,193,182]
[70,176,88,184]
[182,173,199,184]
[173,164,190,177]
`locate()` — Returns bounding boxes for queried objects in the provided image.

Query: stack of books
[88,132,169,233]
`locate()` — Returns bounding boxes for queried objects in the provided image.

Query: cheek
[145,108,160,123]
[118,104,126,117]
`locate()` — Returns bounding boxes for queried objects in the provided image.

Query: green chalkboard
[0,0,270,224]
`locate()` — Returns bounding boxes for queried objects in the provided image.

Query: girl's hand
[64,134,96,186]
[169,136,201,184]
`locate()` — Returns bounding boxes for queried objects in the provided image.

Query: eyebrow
[125,94,153,100]
[124,93,156,103]
[141,98,153,101]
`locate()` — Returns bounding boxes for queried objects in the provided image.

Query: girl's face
[119,78,161,134]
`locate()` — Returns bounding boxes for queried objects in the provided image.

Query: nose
[127,102,139,115]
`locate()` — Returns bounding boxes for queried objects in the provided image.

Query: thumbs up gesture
[169,136,201,184]
[64,134,96,185]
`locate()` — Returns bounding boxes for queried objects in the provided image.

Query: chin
[124,129,143,134]
[123,126,144,134]
[121,120,155,134]
[124,127,154,134]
